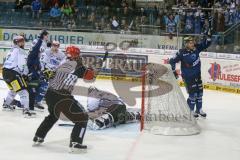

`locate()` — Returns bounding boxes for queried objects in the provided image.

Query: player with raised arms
[168,32,212,118]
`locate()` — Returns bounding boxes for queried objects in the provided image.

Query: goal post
[141,63,201,136]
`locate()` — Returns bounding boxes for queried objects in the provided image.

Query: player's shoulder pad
[12,47,27,55]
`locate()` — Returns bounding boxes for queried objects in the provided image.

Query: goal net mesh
[141,63,201,135]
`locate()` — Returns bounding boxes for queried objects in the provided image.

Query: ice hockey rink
[0,79,240,160]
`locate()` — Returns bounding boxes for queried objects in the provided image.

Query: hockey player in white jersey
[34,40,66,109]
[2,36,35,117]
[87,87,140,130]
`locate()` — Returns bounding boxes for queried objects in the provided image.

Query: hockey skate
[11,99,23,110]
[23,108,36,118]
[2,100,15,111]
[191,111,199,118]
[32,136,44,146]
[195,109,207,118]
[69,141,87,153]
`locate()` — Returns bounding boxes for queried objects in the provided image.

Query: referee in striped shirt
[33,45,95,151]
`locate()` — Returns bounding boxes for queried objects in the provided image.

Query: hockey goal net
[141,63,201,135]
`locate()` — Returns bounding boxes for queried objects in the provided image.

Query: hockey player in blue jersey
[27,29,49,111]
[169,35,211,118]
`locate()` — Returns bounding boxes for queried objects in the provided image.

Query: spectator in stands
[99,18,106,30]
[121,6,131,24]
[214,9,225,32]
[87,12,96,28]
[15,0,24,10]
[58,0,66,7]
[194,8,202,34]
[120,19,128,31]
[41,0,51,10]
[70,4,78,21]
[184,12,194,33]
[164,14,179,34]
[50,3,61,27]
[61,3,73,20]
[32,0,41,19]
[111,16,120,30]
[23,0,32,11]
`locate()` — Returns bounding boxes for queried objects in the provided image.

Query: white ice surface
[0,79,240,160]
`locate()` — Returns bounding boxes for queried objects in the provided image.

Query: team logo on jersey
[191,54,196,60]
[50,59,60,65]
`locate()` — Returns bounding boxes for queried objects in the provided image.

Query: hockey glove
[22,73,32,83]
[83,68,95,81]
[42,69,55,80]
[47,41,52,48]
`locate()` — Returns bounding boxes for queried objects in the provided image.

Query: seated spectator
[105,23,112,30]
[50,3,61,26]
[121,6,131,24]
[70,4,78,21]
[111,16,120,30]
[87,12,96,27]
[15,0,24,10]
[59,0,66,7]
[23,0,32,11]
[61,3,73,19]
[63,18,76,29]
[32,0,41,19]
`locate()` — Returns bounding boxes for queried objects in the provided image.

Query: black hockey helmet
[40,29,49,36]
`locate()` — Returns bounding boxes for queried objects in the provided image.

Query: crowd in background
[9,0,240,33]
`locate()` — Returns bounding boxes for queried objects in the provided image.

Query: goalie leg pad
[88,112,114,130]
[125,111,141,123]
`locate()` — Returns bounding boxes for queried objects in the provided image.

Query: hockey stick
[58,123,74,127]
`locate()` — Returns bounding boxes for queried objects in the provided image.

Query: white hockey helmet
[13,35,24,45]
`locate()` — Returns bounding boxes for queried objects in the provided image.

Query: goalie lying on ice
[87,86,141,130]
